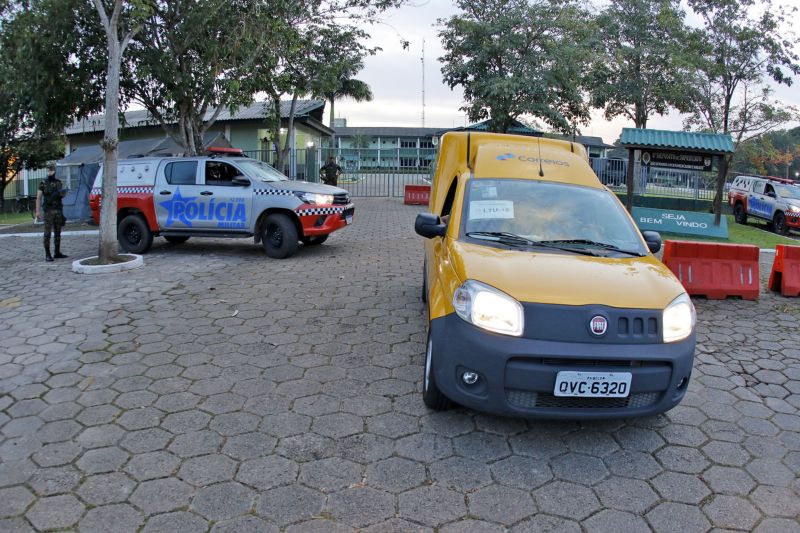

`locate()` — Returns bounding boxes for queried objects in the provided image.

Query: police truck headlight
[297,192,334,205]
[788,205,800,213]
[453,280,524,336]
[662,293,696,343]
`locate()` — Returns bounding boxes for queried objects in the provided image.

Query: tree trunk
[713,155,729,226]
[98,32,121,263]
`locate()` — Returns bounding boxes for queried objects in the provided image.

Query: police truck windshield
[237,160,289,182]
[776,185,800,200]
[461,179,646,255]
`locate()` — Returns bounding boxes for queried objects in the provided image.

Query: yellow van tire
[423,330,451,410]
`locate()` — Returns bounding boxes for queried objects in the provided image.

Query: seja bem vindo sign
[633,207,729,238]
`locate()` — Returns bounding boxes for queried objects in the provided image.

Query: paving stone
[169,429,223,457]
[32,441,82,467]
[141,511,208,533]
[236,455,299,490]
[604,450,663,479]
[551,452,609,485]
[256,484,325,526]
[702,494,761,530]
[656,445,710,473]
[0,486,34,518]
[78,504,143,533]
[584,509,651,533]
[0,517,35,533]
[191,481,254,521]
[28,465,81,496]
[754,518,800,533]
[468,484,535,524]
[212,516,279,533]
[77,472,136,505]
[299,457,362,492]
[222,431,277,460]
[395,432,453,462]
[533,481,600,520]
[453,431,512,462]
[510,513,581,533]
[702,465,757,495]
[327,487,395,527]
[130,477,194,515]
[76,446,129,474]
[646,502,711,533]
[595,477,659,513]
[178,453,237,486]
[398,485,466,527]
[25,494,85,530]
[746,457,796,486]
[120,427,172,453]
[125,450,181,481]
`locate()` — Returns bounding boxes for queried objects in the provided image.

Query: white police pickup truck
[90,149,354,258]
[728,174,800,235]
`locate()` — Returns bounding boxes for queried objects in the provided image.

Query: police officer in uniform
[35,165,68,262]
[319,156,343,186]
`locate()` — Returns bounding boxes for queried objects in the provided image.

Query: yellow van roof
[429,132,602,215]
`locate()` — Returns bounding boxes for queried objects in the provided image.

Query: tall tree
[438,0,593,134]
[684,0,800,224]
[325,77,374,130]
[589,0,693,128]
[92,0,146,262]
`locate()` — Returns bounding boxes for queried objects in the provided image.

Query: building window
[400,157,418,168]
[420,140,434,149]
[400,140,416,148]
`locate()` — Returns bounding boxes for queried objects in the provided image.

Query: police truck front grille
[333,194,350,205]
[506,390,661,410]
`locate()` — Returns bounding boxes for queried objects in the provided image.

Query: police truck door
[155,160,203,230]
[197,160,252,232]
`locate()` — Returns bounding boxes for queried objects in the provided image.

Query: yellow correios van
[415,132,696,419]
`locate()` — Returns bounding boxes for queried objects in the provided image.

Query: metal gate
[322,147,436,197]
[245,147,436,197]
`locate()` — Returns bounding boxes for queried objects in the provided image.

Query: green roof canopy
[620,128,734,154]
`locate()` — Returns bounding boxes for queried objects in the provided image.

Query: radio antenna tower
[421,38,426,128]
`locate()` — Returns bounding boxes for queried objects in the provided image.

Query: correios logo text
[159,188,247,229]
[495,152,570,166]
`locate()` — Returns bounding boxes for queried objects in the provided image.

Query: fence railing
[590,158,725,201]
[243,147,437,197]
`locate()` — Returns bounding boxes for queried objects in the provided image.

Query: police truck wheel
[423,330,451,411]
[733,204,747,224]
[773,212,788,235]
[118,214,153,254]
[301,235,328,246]
[164,236,189,244]
[262,214,298,259]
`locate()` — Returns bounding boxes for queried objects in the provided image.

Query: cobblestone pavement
[1,197,799,533]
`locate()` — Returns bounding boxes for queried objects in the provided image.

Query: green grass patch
[0,212,34,225]
[661,215,797,249]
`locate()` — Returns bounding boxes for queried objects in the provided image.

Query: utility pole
[421,38,426,128]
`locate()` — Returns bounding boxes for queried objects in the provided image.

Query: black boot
[45,246,54,262]
[54,249,68,259]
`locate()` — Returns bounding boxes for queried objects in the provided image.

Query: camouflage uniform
[39,176,66,259]
[320,160,343,186]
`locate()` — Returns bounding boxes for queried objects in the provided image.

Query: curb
[72,254,144,275]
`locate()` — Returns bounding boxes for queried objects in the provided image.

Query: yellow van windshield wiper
[540,239,645,257]
[465,232,598,256]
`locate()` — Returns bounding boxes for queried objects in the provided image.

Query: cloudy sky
[335,0,800,144]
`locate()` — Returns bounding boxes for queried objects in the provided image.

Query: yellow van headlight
[453,280,524,337]
[662,293,696,343]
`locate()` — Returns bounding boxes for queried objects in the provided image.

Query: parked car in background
[727,174,800,235]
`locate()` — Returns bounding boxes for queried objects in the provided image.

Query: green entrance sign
[632,207,728,238]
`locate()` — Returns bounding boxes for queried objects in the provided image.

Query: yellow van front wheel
[423,330,451,410]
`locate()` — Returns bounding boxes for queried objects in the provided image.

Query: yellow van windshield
[461,179,646,254]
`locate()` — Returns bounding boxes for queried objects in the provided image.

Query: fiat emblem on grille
[590,316,608,336]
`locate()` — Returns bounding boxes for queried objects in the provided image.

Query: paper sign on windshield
[469,200,514,220]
